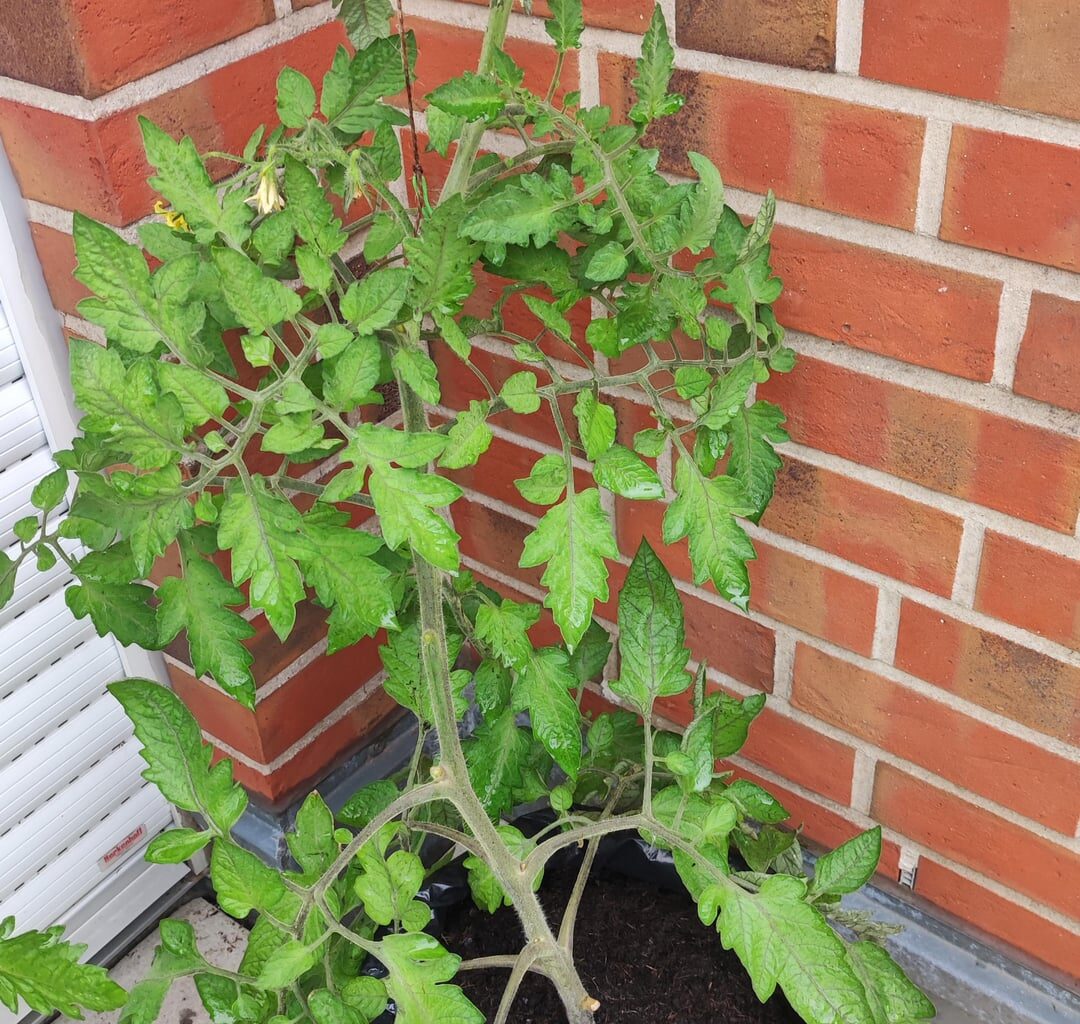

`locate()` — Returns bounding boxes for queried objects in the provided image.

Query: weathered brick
[1013,292,1080,414]
[940,128,1080,273]
[974,532,1080,653]
[29,223,88,317]
[167,632,385,764]
[221,691,405,808]
[860,0,1080,122]
[894,600,1080,745]
[769,225,1000,380]
[871,763,1080,922]
[759,356,1080,533]
[792,644,1080,833]
[600,55,925,228]
[616,496,878,653]
[407,16,576,108]
[761,457,964,596]
[739,708,856,804]
[732,768,901,881]
[455,0,653,34]
[0,21,348,225]
[914,860,1080,979]
[677,0,836,71]
[0,1,273,96]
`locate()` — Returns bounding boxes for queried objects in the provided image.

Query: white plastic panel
[0,378,45,472]
[0,446,55,548]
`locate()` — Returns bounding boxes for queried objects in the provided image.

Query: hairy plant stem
[395,319,595,1024]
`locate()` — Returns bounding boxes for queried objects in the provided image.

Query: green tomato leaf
[464,707,531,819]
[584,241,628,282]
[500,371,541,414]
[474,597,540,672]
[612,539,691,715]
[545,0,584,51]
[629,7,683,125]
[371,933,482,1024]
[277,67,317,128]
[573,390,616,461]
[519,488,616,651]
[513,647,582,777]
[392,348,441,405]
[847,941,936,1024]
[145,827,212,864]
[369,466,462,571]
[811,827,882,897]
[594,443,663,500]
[427,72,505,121]
[439,400,493,469]
[341,267,410,333]
[213,248,303,335]
[663,454,757,610]
[514,452,568,506]
[727,400,788,523]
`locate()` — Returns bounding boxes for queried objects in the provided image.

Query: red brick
[168,631,384,763]
[455,0,653,34]
[760,356,1080,533]
[770,226,1000,380]
[1013,292,1080,414]
[454,497,545,590]
[407,16,577,109]
[871,763,1080,922]
[677,0,836,71]
[739,708,856,804]
[84,0,275,96]
[29,223,88,316]
[761,457,963,596]
[974,532,1080,653]
[733,768,901,882]
[680,588,778,693]
[894,600,1080,745]
[860,0,1080,122]
[222,691,405,808]
[792,645,1080,834]
[600,55,925,229]
[940,128,1080,273]
[914,859,1080,979]
[617,496,879,654]
[0,22,348,226]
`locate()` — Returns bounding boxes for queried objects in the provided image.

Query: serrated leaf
[157,536,256,706]
[629,7,682,125]
[711,875,875,1023]
[513,647,581,777]
[277,67,316,128]
[333,0,393,52]
[474,597,539,671]
[67,573,158,649]
[439,400,493,469]
[324,333,382,410]
[369,466,461,571]
[427,72,505,122]
[573,390,615,461]
[211,841,300,922]
[297,508,397,653]
[338,779,399,829]
[546,0,584,51]
[157,362,229,430]
[612,539,690,714]
[355,846,428,929]
[145,827,212,864]
[522,294,572,340]
[139,118,252,247]
[392,347,441,404]
[723,778,788,823]
[519,488,616,651]
[283,156,347,257]
[342,267,409,332]
[584,241,628,282]
[109,679,247,833]
[0,926,125,1018]
[812,828,882,897]
[847,941,935,1024]
[663,455,757,610]
[727,400,788,522]
[405,197,480,315]
[372,933,482,1024]
[681,152,725,253]
[460,168,578,251]
[594,443,663,499]
[213,248,303,334]
[217,476,309,640]
[514,452,568,505]
[464,708,531,818]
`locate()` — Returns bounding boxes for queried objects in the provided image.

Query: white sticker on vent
[98,824,147,872]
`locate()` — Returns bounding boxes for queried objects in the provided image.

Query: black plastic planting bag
[365,810,684,1022]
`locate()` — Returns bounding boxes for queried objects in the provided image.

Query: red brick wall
[1,0,1077,978]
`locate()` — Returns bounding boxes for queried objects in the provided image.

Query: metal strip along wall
[0,295,188,1022]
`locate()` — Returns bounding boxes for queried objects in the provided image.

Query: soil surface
[440,865,804,1023]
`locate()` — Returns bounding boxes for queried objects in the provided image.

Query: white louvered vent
[0,296,183,952]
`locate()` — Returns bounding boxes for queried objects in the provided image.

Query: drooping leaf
[812,828,882,897]
[392,348,441,404]
[0,924,125,1019]
[156,536,256,706]
[369,466,462,571]
[217,476,309,640]
[612,539,690,714]
[519,488,617,651]
[573,390,616,461]
[727,401,788,523]
[663,455,757,610]
[847,941,936,1024]
[513,647,582,777]
[708,875,875,1024]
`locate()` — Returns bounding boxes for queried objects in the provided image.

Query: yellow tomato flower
[153,200,189,232]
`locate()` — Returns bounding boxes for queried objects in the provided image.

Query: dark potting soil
[440,865,804,1024]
